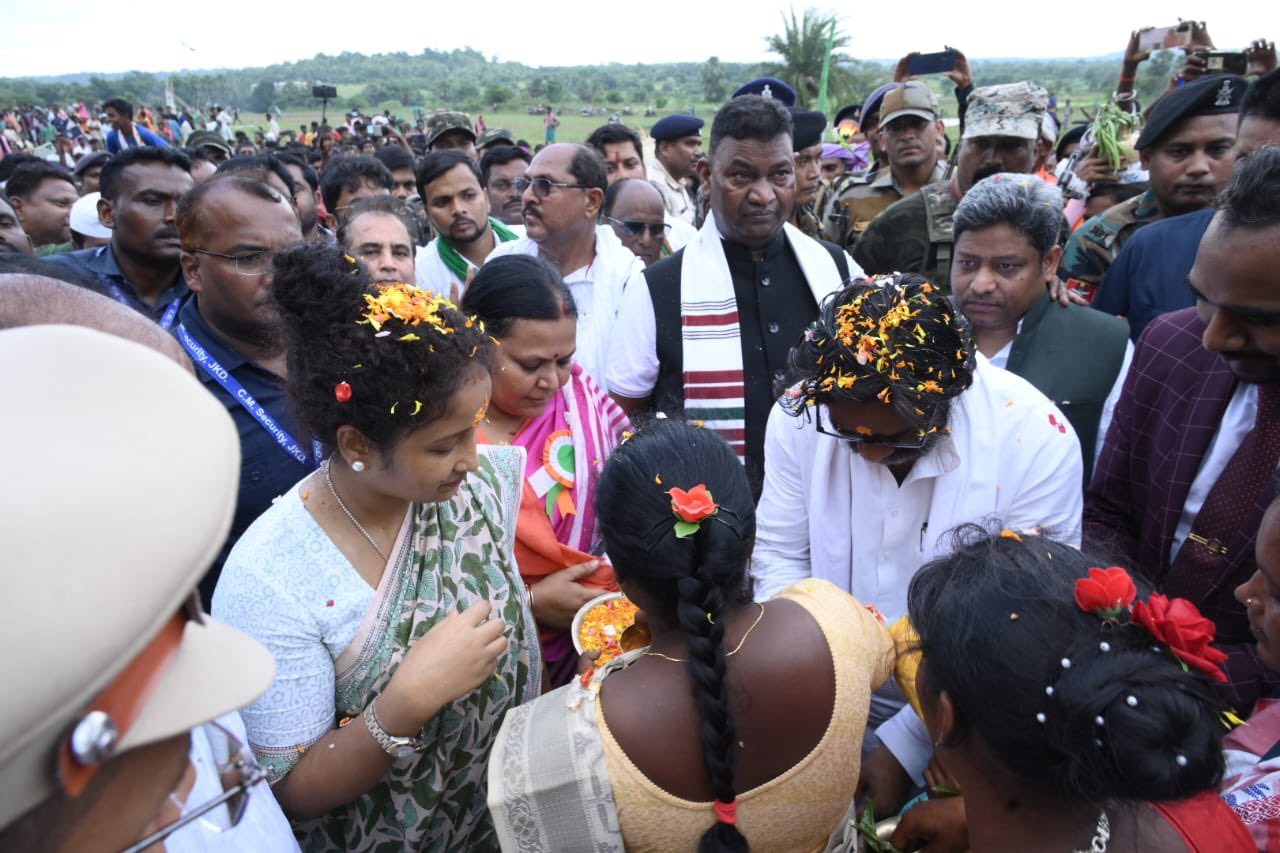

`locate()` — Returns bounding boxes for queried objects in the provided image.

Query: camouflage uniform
[851,178,961,291]
[791,203,821,239]
[826,159,949,251]
[1060,189,1162,297]
[853,81,1050,294]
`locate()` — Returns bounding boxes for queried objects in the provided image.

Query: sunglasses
[607,217,671,239]
[513,177,590,198]
[813,405,930,450]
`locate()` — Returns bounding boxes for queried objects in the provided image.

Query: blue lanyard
[95,249,181,330]
[177,323,323,466]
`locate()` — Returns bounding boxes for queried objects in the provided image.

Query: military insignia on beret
[762,84,774,100]
[1215,81,1235,108]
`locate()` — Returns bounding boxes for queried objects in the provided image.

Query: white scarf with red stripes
[679,213,843,457]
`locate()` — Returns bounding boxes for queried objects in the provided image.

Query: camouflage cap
[476,127,516,149]
[187,130,231,156]
[962,82,1048,141]
[425,111,475,147]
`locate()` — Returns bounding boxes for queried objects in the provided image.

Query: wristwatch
[363,698,425,758]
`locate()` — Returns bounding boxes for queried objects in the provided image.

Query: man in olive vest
[853,82,1047,292]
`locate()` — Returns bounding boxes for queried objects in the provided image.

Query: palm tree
[763,8,859,109]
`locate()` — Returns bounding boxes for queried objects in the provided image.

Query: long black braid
[596,419,754,851]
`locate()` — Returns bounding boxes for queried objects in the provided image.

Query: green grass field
[232,81,1115,148]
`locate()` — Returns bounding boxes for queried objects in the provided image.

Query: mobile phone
[907,50,957,76]
[1138,23,1193,52]
[1200,50,1248,75]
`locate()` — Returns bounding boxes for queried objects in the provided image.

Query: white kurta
[752,354,1085,620]
[486,224,644,392]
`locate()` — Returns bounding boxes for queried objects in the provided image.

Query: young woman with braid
[488,419,895,851]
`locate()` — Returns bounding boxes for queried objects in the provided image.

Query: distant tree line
[1,43,1175,117]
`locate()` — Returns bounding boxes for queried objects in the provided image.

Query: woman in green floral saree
[212,245,540,852]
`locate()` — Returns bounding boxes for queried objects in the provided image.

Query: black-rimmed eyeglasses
[513,177,591,198]
[813,404,930,450]
[607,217,671,239]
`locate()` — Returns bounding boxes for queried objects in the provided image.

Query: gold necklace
[643,603,766,663]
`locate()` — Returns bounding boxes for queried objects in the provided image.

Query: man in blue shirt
[103,98,171,154]
[174,175,312,604]
[45,147,193,328]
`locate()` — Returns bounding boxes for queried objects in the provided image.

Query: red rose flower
[1131,593,1229,683]
[668,485,718,523]
[1074,567,1137,620]
[667,485,718,539]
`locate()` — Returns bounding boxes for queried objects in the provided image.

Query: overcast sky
[2,2,1269,78]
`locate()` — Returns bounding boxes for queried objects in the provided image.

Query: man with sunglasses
[0,323,282,853]
[751,274,1082,808]
[485,142,644,388]
[602,178,682,267]
[586,123,698,255]
[176,176,313,606]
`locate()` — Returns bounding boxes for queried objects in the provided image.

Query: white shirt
[486,224,644,391]
[415,237,470,297]
[165,712,300,853]
[752,355,1085,618]
[666,214,697,253]
[1171,382,1260,563]
[648,158,695,224]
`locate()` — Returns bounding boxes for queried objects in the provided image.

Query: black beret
[1136,74,1247,150]
[834,104,862,127]
[731,77,798,106]
[789,108,827,151]
[650,114,705,141]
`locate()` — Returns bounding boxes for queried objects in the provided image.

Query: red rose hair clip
[667,484,718,539]
[1073,566,1227,683]
[334,381,352,403]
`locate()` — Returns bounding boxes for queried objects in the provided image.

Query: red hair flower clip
[1132,593,1229,683]
[334,381,352,403]
[1074,566,1137,621]
[667,484,718,539]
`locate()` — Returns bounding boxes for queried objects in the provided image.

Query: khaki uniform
[791,203,821,239]
[826,160,949,251]
[1060,189,1162,296]
[851,178,962,291]
[648,157,695,225]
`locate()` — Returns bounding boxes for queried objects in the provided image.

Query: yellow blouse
[596,578,895,852]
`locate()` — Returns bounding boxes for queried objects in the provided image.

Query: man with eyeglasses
[46,146,195,328]
[175,176,313,605]
[480,144,532,228]
[0,323,285,853]
[414,150,519,298]
[602,178,687,267]
[586,122,698,252]
[751,274,1082,807]
[486,142,644,388]
[608,95,854,498]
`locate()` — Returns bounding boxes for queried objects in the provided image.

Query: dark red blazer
[1084,308,1279,705]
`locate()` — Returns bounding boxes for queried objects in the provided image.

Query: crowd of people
[4,25,1280,853]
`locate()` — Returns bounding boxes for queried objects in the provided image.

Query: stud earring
[352,460,366,472]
